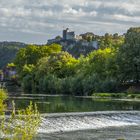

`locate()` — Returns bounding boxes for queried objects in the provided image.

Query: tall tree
[117,27,140,83]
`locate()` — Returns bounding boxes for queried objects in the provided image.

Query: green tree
[15,44,62,74]
[87,48,117,79]
[35,51,79,79]
[99,33,124,49]
[117,27,140,83]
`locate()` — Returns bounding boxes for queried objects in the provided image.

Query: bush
[61,78,73,95]
[71,74,84,96]
[135,94,140,99]
[39,74,61,94]
[127,94,140,99]
[95,79,118,93]
[127,86,139,94]
[0,89,40,140]
[0,89,7,101]
[93,93,126,99]
[93,93,112,98]
[0,89,7,114]
[22,75,33,91]
[127,94,135,99]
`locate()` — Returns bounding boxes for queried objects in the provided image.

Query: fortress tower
[63,28,75,40]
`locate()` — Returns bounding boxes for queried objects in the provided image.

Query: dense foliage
[13,27,140,95]
[117,27,140,83]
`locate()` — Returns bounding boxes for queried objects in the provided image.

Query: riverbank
[92,92,140,99]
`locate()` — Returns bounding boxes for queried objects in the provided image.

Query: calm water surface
[8,92,140,113]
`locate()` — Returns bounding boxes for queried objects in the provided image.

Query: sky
[0,0,140,44]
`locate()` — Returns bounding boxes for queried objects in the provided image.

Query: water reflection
[8,93,140,113]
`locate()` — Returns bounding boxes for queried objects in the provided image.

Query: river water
[8,92,140,140]
[36,125,140,140]
[8,93,140,113]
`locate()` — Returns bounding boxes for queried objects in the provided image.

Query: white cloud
[90,11,97,16]
[113,14,140,22]
[0,0,139,43]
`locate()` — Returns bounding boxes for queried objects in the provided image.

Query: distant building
[47,28,99,53]
[75,35,83,40]
[63,28,75,40]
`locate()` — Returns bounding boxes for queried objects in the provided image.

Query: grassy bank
[92,93,140,99]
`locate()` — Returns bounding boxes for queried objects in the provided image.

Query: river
[8,91,140,140]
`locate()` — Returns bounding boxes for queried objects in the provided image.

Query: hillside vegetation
[0,42,26,68]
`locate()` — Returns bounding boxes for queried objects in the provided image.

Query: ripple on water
[38,111,140,134]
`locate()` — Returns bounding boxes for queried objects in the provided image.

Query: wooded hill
[0,42,26,68]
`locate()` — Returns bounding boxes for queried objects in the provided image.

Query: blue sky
[0,0,140,44]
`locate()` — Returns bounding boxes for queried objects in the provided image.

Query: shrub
[0,89,40,140]
[0,89,7,114]
[127,86,138,94]
[127,94,135,99]
[22,75,33,91]
[0,88,8,100]
[93,93,126,99]
[39,74,61,94]
[96,79,118,93]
